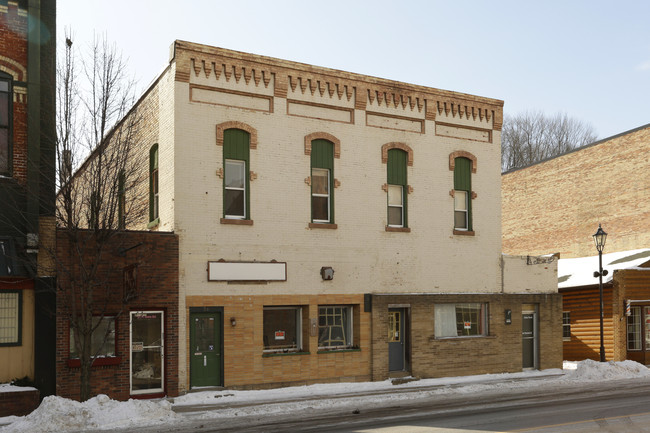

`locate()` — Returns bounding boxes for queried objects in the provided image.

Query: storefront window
[435,303,488,338]
[130,311,164,394]
[627,307,642,351]
[263,306,302,352]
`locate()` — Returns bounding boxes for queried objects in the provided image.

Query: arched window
[223,129,250,220]
[310,139,334,224]
[149,144,159,224]
[0,72,12,176]
[387,149,408,228]
[453,157,472,232]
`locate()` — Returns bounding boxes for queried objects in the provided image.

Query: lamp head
[593,224,607,253]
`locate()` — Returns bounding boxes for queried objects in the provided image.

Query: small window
[435,303,487,337]
[562,311,571,340]
[453,157,472,231]
[0,237,17,276]
[263,307,302,353]
[627,306,641,350]
[69,316,116,358]
[223,129,250,220]
[310,139,334,224]
[118,170,125,229]
[0,73,11,176]
[149,145,159,223]
[0,291,21,346]
[318,306,352,349]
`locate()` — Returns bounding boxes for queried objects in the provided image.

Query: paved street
[99,376,650,433]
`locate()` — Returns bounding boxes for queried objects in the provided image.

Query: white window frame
[318,306,353,350]
[435,303,488,338]
[562,311,571,341]
[224,159,246,219]
[454,190,468,230]
[627,306,642,351]
[263,306,303,353]
[311,167,330,223]
[130,310,165,395]
[387,184,404,228]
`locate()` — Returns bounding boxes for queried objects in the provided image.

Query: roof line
[502,122,650,175]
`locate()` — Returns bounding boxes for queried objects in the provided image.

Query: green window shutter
[387,149,407,185]
[454,157,472,231]
[311,139,334,223]
[223,129,251,219]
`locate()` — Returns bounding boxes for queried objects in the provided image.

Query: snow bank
[0,394,179,432]
[562,359,650,381]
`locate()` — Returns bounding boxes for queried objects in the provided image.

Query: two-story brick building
[0,0,56,402]
[66,40,561,397]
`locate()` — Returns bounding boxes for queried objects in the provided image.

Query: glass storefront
[130,311,164,395]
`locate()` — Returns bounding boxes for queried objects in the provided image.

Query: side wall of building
[502,125,650,259]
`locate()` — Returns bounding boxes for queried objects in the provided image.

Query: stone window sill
[221,218,253,226]
[308,223,337,229]
[262,351,310,358]
[147,218,160,229]
[386,226,410,233]
[453,230,475,236]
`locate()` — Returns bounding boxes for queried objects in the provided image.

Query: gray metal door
[522,312,537,369]
[388,309,405,371]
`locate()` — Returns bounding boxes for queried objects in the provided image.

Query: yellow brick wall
[502,125,650,258]
[186,294,370,389]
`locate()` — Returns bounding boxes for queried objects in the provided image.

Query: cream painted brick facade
[110,41,559,392]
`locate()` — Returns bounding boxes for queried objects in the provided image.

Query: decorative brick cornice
[0,56,27,81]
[304,132,341,158]
[216,121,258,149]
[381,142,414,166]
[449,151,477,173]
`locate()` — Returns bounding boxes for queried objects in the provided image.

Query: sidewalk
[170,369,566,414]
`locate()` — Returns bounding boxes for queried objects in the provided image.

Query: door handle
[204,355,207,367]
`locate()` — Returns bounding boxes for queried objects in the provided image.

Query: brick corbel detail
[448,151,477,173]
[381,142,414,166]
[450,189,477,199]
[304,132,341,158]
[216,121,258,149]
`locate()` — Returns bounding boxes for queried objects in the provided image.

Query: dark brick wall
[55,230,179,401]
[0,389,39,417]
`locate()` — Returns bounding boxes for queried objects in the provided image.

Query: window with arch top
[387,148,408,228]
[310,139,334,224]
[223,128,250,220]
[453,157,472,232]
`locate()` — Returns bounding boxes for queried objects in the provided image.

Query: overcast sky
[57,0,650,140]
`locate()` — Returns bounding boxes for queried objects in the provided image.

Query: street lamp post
[593,224,608,362]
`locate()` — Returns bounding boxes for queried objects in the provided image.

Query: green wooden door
[190,312,222,387]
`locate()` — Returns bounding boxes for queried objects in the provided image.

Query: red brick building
[55,230,180,400]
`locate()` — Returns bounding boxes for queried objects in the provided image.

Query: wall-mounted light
[230,317,237,327]
[320,267,334,281]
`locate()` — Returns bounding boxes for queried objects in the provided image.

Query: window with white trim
[310,139,334,224]
[386,148,408,228]
[318,306,352,349]
[263,306,302,352]
[435,303,487,337]
[223,129,250,220]
[453,157,472,231]
[627,306,641,350]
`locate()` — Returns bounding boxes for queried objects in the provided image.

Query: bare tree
[501,111,598,172]
[56,33,148,401]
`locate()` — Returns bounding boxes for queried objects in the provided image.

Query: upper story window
[451,153,476,235]
[0,73,12,176]
[0,237,16,276]
[118,170,125,229]
[223,128,250,220]
[310,139,334,224]
[149,144,159,225]
[387,149,408,228]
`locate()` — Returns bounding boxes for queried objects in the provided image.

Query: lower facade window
[130,311,164,395]
[263,306,302,352]
[0,290,21,345]
[627,307,642,350]
[562,311,571,340]
[435,303,487,337]
[318,306,352,349]
[69,316,116,358]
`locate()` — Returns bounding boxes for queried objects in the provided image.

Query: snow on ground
[0,394,180,432]
[2,360,650,432]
